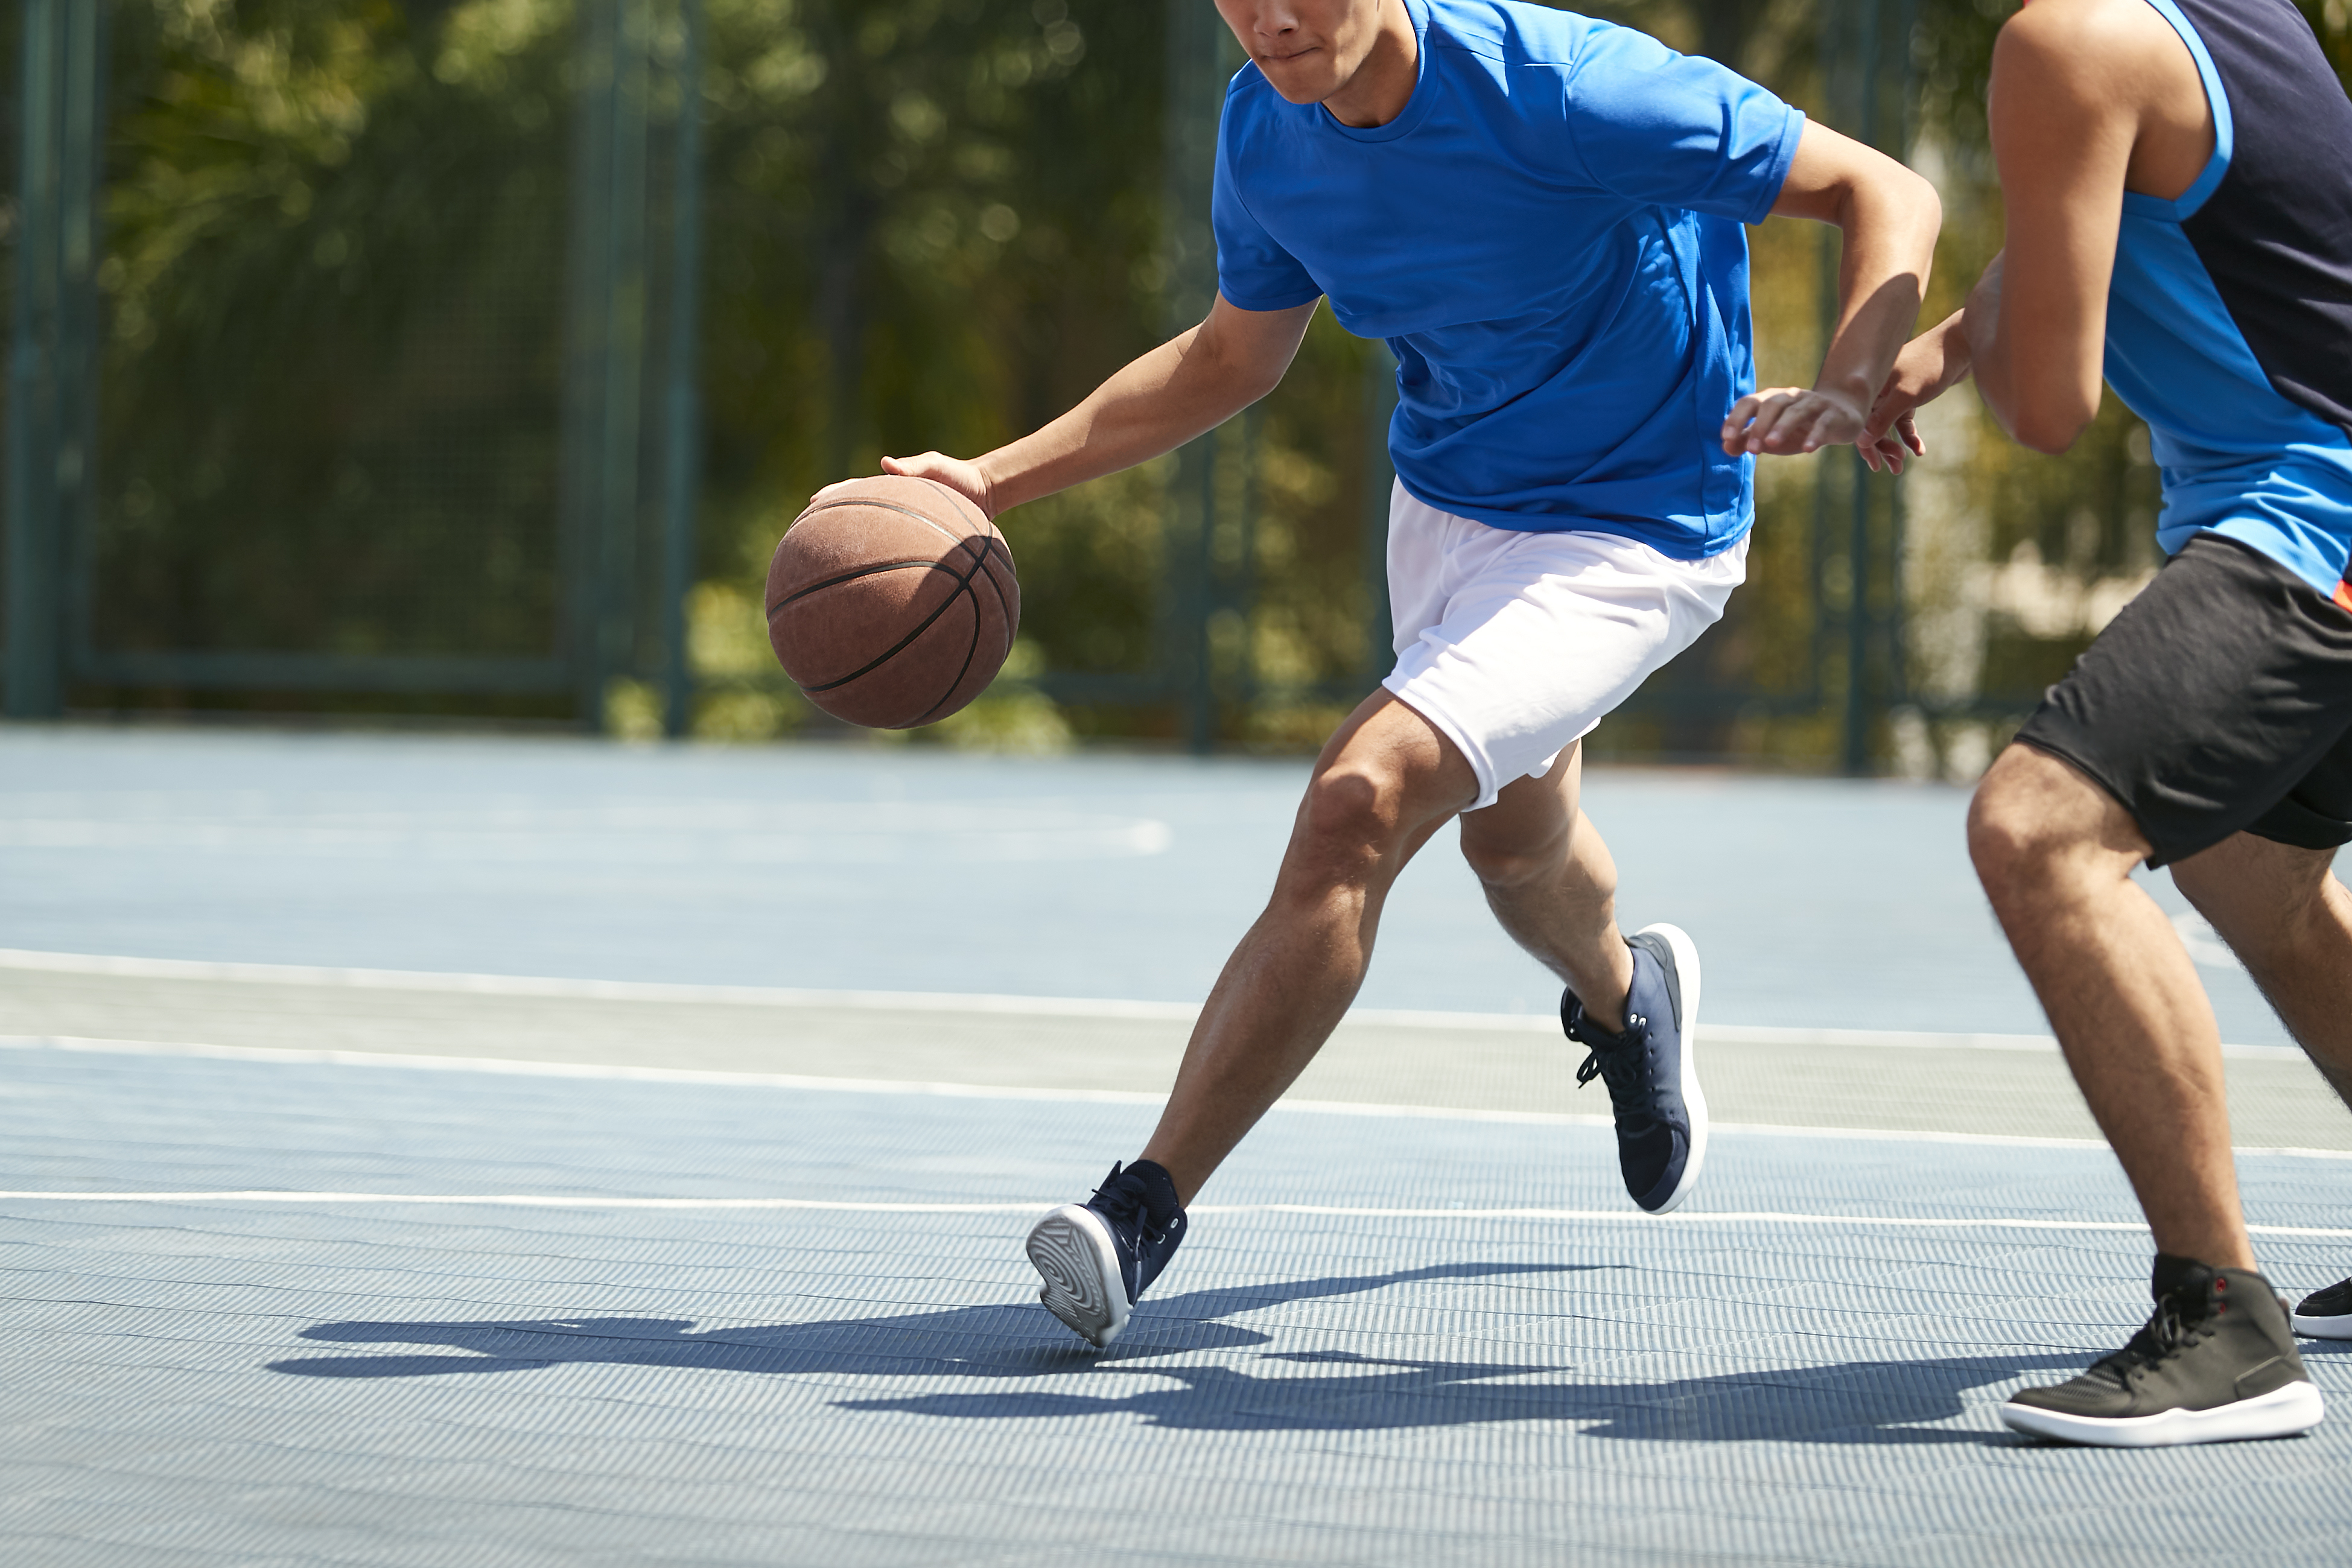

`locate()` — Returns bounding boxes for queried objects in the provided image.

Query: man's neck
[1323,1,1419,129]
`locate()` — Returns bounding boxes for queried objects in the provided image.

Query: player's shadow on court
[271,1260,2068,1444]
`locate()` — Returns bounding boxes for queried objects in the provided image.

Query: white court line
[0,947,2306,1058]
[10,1034,2351,1160]
[0,947,1201,1021]
[1,1189,2345,1239]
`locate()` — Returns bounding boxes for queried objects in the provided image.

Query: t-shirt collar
[1318,0,1437,144]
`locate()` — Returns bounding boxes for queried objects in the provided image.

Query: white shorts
[1381,483,1749,810]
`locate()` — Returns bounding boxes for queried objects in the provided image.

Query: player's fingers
[1861,391,1906,445]
[1740,392,1803,452]
[1898,411,1925,456]
[1720,393,1766,451]
[1779,397,1844,454]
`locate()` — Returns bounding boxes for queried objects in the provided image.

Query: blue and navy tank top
[2103,0,2352,611]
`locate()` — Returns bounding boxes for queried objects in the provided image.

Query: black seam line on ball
[798,490,1002,559]
[799,535,993,696]
[972,541,1017,636]
[796,495,981,548]
[909,539,1015,726]
[766,559,942,620]
[909,580,986,728]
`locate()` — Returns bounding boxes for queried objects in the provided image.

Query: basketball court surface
[5,726,2349,1565]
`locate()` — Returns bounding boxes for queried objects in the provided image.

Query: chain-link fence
[11,0,2328,769]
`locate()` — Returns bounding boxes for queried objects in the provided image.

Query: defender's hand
[1861,323,1971,471]
[814,452,1000,519]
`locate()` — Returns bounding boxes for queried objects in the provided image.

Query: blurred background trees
[5,0,2348,767]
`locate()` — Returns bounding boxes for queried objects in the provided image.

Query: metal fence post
[1819,0,1915,775]
[4,0,100,720]
[1163,0,1225,753]
[1840,0,1883,778]
[562,0,652,731]
[658,0,705,740]
[1361,341,1397,681]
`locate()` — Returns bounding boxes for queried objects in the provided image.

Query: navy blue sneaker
[1563,922,1708,1214]
[1025,1159,1186,1348]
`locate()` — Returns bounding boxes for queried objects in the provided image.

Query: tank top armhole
[2134,0,2233,221]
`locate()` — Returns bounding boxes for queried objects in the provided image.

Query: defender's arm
[1867,0,2184,452]
[869,294,1319,518]
[1961,5,2139,452]
[1722,120,1942,471]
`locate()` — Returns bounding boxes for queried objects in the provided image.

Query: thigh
[2172,831,2343,947]
[1384,527,1745,812]
[1459,741,1583,859]
[2011,533,2352,868]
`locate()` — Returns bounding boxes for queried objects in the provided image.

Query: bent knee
[1292,763,1406,871]
[1967,747,2130,898]
[1966,763,2067,894]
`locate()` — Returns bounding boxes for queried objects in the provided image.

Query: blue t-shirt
[1212,0,1804,558]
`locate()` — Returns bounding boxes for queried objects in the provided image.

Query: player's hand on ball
[877,452,997,519]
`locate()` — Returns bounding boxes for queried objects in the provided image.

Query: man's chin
[1256,57,1341,105]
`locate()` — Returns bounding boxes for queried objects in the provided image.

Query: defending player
[1869,0,2351,1443]
[860,0,1939,1348]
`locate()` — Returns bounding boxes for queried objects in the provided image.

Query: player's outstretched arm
[1865,0,2194,453]
[863,294,1320,519]
[1723,120,1942,473]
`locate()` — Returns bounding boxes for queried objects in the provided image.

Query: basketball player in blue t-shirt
[1870,0,2351,1444]
[860,0,1939,1349]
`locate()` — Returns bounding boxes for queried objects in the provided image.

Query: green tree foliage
[97,0,574,665]
[37,0,2352,755]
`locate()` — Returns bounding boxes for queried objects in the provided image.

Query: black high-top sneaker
[1023,1160,1186,1349]
[2000,1254,2326,1446]
[2293,1276,2352,1339]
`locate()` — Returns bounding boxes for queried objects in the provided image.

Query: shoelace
[1090,1172,1166,1249]
[1571,1010,1650,1107]
[2105,1294,2214,1383]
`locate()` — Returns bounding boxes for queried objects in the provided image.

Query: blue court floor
[5,1041,2350,1567]
[5,725,2349,1564]
[0,725,2300,1042]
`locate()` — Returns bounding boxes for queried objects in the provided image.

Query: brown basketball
[763,475,1020,729]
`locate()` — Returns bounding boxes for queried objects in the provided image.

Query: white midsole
[1636,921,1707,1217]
[2293,1309,2352,1341]
[1026,1204,1130,1348]
[1997,1379,2325,1447]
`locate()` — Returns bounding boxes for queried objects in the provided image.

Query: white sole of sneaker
[1997,1379,2326,1447]
[2293,1309,2352,1340]
[1025,1204,1128,1349]
[1635,921,1708,1217]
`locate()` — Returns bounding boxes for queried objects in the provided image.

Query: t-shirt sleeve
[1211,129,1323,313]
[1563,26,1805,226]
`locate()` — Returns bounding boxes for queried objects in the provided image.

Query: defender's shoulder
[1997,0,2186,84]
